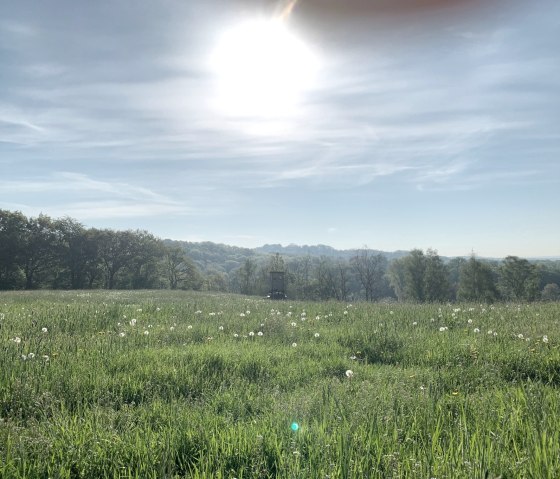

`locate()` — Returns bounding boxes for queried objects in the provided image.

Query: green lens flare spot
[291,422,299,431]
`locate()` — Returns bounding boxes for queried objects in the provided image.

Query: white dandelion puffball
[345,370,354,378]
[292,342,297,348]
[119,332,126,337]
[543,335,549,343]
[257,331,264,336]
[314,332,320,338]
[249,331,255,337]
[41,327,48,333]
[143,330,149,335]
[474,328,480,333]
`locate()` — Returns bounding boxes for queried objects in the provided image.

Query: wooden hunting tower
[268,271,286,300]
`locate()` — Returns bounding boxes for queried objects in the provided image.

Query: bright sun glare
[210,17,320,118]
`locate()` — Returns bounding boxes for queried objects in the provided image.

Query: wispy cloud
[0,172,195,219]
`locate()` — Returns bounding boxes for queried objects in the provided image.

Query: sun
[209,17,320,118]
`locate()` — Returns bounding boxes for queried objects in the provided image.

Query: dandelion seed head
[292,342,297,348]
[345,369,354,378]
[41,327,48,333]
[314,332,320,338]
[144,330,149,335]
[119,332,126,337]
[257,331,263,336]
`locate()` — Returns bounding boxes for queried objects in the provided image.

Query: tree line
[0,210,202,291]
[1,210,559,302]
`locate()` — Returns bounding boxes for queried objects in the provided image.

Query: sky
[1,0,559,258]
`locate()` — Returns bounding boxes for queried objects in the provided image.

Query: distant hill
[255,243,410,261]
[163,239,410,273]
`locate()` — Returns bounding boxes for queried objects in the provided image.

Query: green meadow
[1,290,559,478]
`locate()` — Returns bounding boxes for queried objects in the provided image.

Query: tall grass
[1,291,559,478]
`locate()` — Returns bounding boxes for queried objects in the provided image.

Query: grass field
[1,290,559,478]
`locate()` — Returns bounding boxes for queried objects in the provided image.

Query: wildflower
[188,325,193,329]
[42,327,48,333]
[240,313,246,317]
[42,355,49,361]
[389,311,394,315]
[467,319,473,324]
[148,324,153,328]
[195,310,202,314]
[209,312,216,316]
[246,310,251,315]
[345,370,354,378]
[219,326,224,331]
[291,322,297,327]
[350,355,357,360]
[343,310,348,315]
[233,333,239,338]
[487,330,493,335]
[257,331,263,336]
[137,308,142,312]
[412,321,417,326]
[543,335,549,343]
[119,332,126,337]
[314,332,320,338]
[517,333,524,339]
[117,322,121,327]
[170,326,175,331]
[12,337,22,344]
[129,319,137,326]
[156,307,161,312]
[474,328,480,333]
[292,342,297,348]
[439,327,447,332]
[21,354,27,360]
[249,331,255,337]
[493,332,498,337]
[28,352,35,359]
[143,330,149,335]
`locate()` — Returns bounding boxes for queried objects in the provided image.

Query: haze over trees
[1,209,559,302]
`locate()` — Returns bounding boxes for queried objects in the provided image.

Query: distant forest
[1,210,559,302]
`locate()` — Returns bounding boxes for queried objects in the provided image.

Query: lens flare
[291,422,299,431]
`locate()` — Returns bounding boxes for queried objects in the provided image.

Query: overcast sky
[1,0,559,257]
